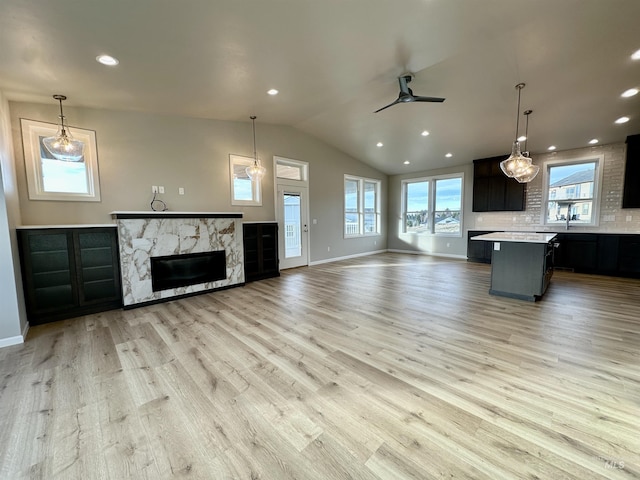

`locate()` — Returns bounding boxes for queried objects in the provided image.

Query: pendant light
[42,94,85,162]
[500,83,532,178]
[515,109,540,183]
[245,116,266,180]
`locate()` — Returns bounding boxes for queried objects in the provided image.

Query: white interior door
[276,185,309,269]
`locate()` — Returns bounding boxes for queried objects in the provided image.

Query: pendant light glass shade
[43,95,85,162]
[246,116,266,180]
[514,109,540,183]
[500,141,532,178]
[499,83,531,179]
[515,163,540,183]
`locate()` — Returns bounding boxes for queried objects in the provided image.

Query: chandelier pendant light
[245,116,266,180]
[500,83,532,179]
[515,109,540,183]
[43,94,85,162]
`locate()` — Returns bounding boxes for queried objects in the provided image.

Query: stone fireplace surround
[111,212,245,307]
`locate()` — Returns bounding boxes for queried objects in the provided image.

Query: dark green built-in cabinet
[243,222,280,282]
[18,227,122,325]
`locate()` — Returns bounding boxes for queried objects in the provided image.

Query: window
[402,174,463,236]
[229,154,262,206]
[344,175,381,237]
[542,156,603,226]
[275,156,308,181]
[21,119,101,202]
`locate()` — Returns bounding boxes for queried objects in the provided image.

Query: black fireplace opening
[150,250,226,292]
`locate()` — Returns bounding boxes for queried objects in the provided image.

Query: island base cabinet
[489,241,553,302]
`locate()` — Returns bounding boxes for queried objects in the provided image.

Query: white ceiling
[1,0,639,175]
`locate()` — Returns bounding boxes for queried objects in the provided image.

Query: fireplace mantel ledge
[111,211,243,219]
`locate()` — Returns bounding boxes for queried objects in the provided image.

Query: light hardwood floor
[1,253,639,479]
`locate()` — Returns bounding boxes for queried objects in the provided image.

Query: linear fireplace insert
[150,250,226,292]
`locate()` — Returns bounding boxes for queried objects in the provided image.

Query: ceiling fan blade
[412,96,446,103]
[374,98,401,113]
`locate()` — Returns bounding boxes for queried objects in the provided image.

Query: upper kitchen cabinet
[622,133,640,208]
[472,155,526,212]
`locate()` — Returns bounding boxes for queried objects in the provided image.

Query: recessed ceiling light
[96,55,119,66]
[588,138,599,145]
[615,116,630,124]
[632,49,640,60]
[376,142,383,147]
[548,145,557,151]
[517,135,527,142]
[267,89,279,95]
[621,88,638,98]
[403,160,410,165]
[421,130,429,136]
[445,153,453,158]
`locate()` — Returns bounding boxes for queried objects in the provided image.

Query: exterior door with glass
[276,185,309,269]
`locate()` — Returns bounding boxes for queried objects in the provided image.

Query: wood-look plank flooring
[1,253,639,479]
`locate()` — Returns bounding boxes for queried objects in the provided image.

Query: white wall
[9,101,387,264]
[0,93,27,346]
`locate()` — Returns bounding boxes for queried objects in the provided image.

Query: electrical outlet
[151,185,158,193]
[178,187,185,195]
[158,186,165,194]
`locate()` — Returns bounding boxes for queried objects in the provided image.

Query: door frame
[273,156,310,269]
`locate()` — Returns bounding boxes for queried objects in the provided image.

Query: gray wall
[387,163,474,257]
[0,93,27,344]
[9,101,387,264]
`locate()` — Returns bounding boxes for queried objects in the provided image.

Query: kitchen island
[472,232,557,301]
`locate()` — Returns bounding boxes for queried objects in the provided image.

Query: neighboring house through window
[542,156,603,226]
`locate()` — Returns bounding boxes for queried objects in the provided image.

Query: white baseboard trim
[309,249,388,266]
[0,322,29,349]
[387,248,467,260]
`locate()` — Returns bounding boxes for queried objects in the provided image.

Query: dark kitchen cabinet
[467,230,500,263]
[553,234,598,271]
[622,134,640,208]
[243,222,280,282]
[18,227,122,325]
[472,155,526,212]
[618,235,640,275]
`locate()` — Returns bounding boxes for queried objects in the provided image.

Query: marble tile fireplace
[111,212,244,307]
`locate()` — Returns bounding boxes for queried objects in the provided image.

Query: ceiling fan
[374,74,445,113]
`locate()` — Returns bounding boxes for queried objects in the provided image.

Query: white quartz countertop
[472,232,558,243]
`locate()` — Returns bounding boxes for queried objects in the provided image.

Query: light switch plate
[494,242,501,251]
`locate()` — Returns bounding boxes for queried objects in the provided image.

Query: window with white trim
[21,119,101,202]
[402,174,463,236]
[229,154,262,206]
[542,156,603,227]
[344,175,381,237]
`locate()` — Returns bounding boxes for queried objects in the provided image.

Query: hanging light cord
[523,109,532,154]
[251,115,258,164]
[53,94,69,135]
[514,84,524,141]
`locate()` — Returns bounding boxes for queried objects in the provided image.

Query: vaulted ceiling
[1,0,639,174]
